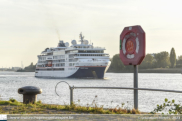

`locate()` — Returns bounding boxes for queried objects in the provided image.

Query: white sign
[0,115,7,120]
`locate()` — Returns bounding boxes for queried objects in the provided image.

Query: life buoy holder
[120,25,145,65]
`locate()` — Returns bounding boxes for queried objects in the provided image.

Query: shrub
[152,98,182,114]
[9,98,17,102]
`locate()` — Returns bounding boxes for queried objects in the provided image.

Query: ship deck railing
[74,55,109,57]
[77,47,105,49]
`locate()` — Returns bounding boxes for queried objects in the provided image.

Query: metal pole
[70,87,73,105]
[134,65,138,109]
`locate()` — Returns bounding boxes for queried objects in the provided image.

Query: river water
[0,71,182,112]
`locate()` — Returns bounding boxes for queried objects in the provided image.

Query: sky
[1,0,182,68]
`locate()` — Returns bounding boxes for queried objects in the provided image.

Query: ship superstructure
[35,33,110,78]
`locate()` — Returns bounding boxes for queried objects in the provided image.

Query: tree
[23,62,36,72]
[109,54,124,72]
[178,55,182,60]
[170,48,176,68]
[140,54,154,69]
[154,51,170,68]
[177,55,182,65]
[109,54,139,72]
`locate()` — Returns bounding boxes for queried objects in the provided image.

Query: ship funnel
[58,40,66,47]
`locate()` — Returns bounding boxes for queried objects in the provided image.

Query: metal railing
[69,87,182,106]
[55,81,182,109]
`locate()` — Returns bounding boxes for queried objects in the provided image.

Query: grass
[0,98,141,114]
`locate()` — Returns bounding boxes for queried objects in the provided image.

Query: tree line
[108,48,182,72]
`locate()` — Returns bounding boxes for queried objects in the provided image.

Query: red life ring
[120,25,145,65]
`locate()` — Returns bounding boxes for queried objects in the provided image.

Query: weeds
[152,98,182,114]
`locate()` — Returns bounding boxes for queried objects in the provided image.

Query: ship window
[53,68,64,71]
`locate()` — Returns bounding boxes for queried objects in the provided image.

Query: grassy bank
[0,99,142,114]
[139,68,181,73]
[108,68,182,73]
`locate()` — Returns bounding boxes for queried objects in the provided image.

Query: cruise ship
[35,33,111,78]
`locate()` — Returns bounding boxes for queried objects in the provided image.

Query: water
[0,71,182,112]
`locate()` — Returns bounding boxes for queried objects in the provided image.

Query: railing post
[134,65,138,109]
[70,86,73,105]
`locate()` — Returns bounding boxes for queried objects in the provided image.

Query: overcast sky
[1,0,182,68]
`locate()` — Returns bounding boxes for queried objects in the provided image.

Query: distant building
[12,67,22,71]
[150,53,156,57]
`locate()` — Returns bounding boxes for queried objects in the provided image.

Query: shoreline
[1,68,182,73]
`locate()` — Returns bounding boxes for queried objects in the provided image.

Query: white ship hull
[35,62,111,79]
[35,33,110,79]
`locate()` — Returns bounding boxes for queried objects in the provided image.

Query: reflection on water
[0,71,182,112]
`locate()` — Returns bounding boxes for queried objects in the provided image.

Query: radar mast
[79,32,84,44]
